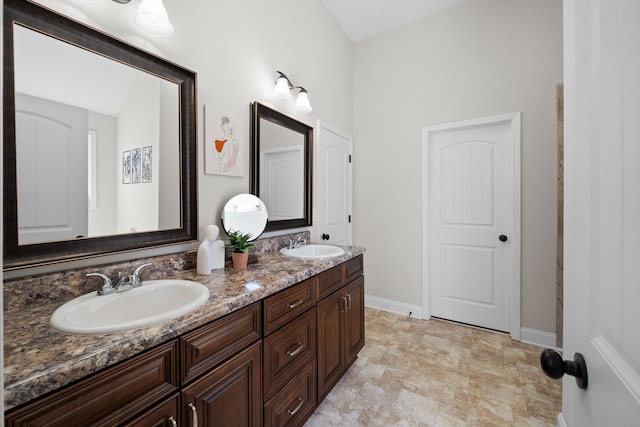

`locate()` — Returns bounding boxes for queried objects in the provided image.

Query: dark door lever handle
[321,233,330,240]
[540,349,588,390]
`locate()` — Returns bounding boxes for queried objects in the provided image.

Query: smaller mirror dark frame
[3,0,198,270]
[250,102,312,231]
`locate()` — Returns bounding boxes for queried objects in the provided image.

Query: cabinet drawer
[263,277,316,335]
[345,255,363,283]
[122,393,179,427]
[181,302,261,384]
[263,307,317,399]
[5,340,179,427]
[317,264,344,300]
[264,360,317,427]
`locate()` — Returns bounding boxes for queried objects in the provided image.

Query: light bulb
[273,77,292,100]
[294,90,312,113]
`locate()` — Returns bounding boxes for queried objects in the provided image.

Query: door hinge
[348,155,352,163]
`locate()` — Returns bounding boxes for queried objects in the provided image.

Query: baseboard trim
[557,412,567,427]
[521,327,557,348]
[364,295,423,319]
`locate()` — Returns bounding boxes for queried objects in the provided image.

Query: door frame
[315,120,353,245]
[421,112,521,340]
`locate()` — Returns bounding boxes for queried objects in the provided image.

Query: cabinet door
[316,289,345,401]
[182,341,262,427]
[344,276,365,366]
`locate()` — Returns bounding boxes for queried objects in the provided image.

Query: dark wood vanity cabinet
[317,256,365,401]
[5,256,364,427]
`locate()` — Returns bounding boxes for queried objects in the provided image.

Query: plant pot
[231,252,249,270]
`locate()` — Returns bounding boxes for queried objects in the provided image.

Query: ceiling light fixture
[272,71,313,113]
[134,0,174,37]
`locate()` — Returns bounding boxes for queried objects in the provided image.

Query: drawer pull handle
[287,397,305,416]
[169,416,178,427]
[287,343,304,357]
[287,299,304,309]
[188,403,198,427]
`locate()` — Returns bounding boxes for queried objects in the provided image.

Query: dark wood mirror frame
[3,0,198,270]
[250,102,312,231]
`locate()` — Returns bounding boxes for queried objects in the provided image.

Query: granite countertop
[4,246,365,410]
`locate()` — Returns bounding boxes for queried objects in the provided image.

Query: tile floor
[305,308,562,426]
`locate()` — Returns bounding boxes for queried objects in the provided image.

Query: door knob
[540,349,588,390]
[499,234,508,242]
[322,233,330,240]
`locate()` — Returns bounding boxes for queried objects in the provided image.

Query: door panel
[425,118,517,333]
[316,121,352,245]
[563,0,640,424]
[260,147,304,221]
[15,93,88,244]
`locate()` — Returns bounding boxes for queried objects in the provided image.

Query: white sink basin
[280,244,345,260]
[50,280,210,335]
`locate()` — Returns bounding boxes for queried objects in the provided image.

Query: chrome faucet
[88,263,152,295]
[288,236,307,249]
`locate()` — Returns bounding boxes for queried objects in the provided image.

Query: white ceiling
[321,0,468,43]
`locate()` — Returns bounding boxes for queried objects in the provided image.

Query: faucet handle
[87,273,113,295]
[131,263,152,286]
[133,262,152,277]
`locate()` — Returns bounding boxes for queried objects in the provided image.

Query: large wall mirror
[250,102,312,231]
[3,0,198,270]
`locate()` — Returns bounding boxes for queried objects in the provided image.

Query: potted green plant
[225,230,255,269]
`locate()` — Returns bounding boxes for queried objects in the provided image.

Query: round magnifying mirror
[221,194,268,240]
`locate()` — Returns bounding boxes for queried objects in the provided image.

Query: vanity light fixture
[134,0,174,36]
[272,71,313,113]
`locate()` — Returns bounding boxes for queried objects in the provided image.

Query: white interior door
[561,0,640,424]
[15,93,88,244]
[316,121,353,245]
[260,146,304,221]
[423,114,520,336]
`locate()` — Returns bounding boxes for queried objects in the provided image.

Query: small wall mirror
[221,194,268,240]
[250,102,312,231]
[3,0,197,270]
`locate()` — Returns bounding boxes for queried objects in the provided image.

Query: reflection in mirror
[250,102,312,231]
[14,24,180,244]
[221,194,268,241]
[3,0,197,270]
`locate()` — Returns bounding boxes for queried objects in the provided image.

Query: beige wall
[353,0,563,333]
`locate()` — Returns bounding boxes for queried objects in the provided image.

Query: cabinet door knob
[188,403,199,427]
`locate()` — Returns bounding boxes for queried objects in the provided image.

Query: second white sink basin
[50,280,210,335]
[280,244,345,260]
